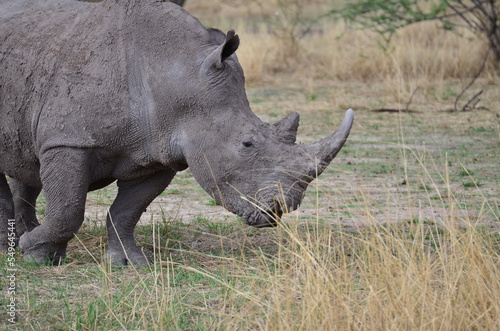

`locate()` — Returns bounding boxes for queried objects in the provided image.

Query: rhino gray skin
[0,0,354,265]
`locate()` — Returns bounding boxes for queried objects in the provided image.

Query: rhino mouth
[227,183,303,228]
[253,209,283,228]
[242,199,284,228]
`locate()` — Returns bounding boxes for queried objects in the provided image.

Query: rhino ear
[202,30,240,72]
[220,30,239,62]
[273,111,300,144]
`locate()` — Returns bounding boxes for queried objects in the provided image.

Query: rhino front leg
[19,148,90,265]
[10,179,41,237]
[104,169,176,266]
[0,175,15,251]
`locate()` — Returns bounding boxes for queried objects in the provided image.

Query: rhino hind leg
[104,170,176,266]
[10,179,41,237]
[0,175,15,251]
[19,148,90,265]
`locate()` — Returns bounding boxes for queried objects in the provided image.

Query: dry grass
[236,22,490,80]
[213,219,500,330]
[187,0,497,107]
[236,20,497,107]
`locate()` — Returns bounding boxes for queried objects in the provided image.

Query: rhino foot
[103,246,151,267]
[19,232,67,266]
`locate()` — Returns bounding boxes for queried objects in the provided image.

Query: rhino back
[1,0,212,175]
[1,1,128,152]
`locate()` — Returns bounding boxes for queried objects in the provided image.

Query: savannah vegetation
[1,0,499,329]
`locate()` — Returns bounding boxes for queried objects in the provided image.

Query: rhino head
[176,30,354,227]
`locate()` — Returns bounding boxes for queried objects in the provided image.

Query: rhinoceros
[0,0,353,265]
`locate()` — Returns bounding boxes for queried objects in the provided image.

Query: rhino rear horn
[202,30,240,72]
[273,111,300,144]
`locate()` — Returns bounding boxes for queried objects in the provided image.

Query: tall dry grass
[213,217,499,330]
[237,22,493,83]
[185,0,497,105]
[72,205,498,330]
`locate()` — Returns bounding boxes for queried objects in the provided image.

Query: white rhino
[0,0,353,265]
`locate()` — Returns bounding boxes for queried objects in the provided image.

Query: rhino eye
[242,141,254,148]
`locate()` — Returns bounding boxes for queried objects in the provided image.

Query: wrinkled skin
[0,0,353,265]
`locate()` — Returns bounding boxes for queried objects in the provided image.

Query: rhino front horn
[306,108,354,176]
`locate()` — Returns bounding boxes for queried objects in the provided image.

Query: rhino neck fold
[127,53,158,165]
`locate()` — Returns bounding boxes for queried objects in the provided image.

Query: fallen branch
[371,108,421,113]
[371,86,422,113]
[443,90,489,112]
